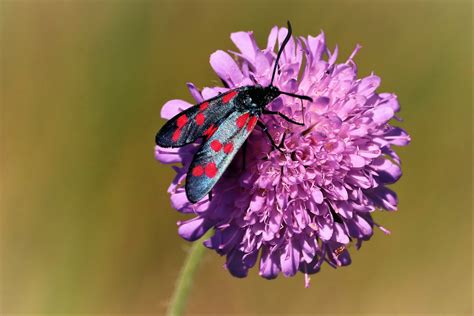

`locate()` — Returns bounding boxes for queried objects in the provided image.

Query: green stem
[166,231,212,316]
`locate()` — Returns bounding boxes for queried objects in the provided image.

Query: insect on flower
[155,21,410,284]
[155,21,312,203]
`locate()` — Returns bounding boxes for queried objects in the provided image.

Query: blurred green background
[1,0,471,315]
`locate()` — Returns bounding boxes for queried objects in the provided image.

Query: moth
[155,21,312,203]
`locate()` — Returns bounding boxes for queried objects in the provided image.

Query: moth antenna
[279,91,313,102]
[270,21,292,86]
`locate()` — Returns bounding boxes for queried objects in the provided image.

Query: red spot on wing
[203,125,218,139]
[223,142,234,154]
[191,165,204,177]
[247,116,258,131]
[199,101,209,111]
[196,113,205,126]
[177,115,188,128]
[172,129,181,142]
[222,90,238,104]
[205,162,217,178]
[236,113,250,128]
[210,140,222,152]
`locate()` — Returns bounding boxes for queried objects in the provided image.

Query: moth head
[246,85,281,108]
[264,85,282,104]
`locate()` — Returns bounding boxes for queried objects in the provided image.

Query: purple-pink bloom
[155,25,410,286]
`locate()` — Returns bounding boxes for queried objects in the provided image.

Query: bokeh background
[1,0,471,315]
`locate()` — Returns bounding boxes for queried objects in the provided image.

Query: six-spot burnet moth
[155,21,313,203]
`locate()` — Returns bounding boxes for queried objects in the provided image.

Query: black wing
[156,89,241,148]
[185,110,259,203]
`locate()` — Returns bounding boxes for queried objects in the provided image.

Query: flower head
[155,25,410,286]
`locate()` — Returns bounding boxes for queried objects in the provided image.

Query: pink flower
[155,24,410,286]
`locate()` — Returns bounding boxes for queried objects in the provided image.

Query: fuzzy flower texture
[155,25,410,286]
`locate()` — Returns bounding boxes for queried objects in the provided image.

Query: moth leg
[257,121,284,153]
[208,191,213,201]
[263,107,305,126]
[242,140,247,171]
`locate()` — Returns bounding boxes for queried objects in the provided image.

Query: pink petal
[266,26,278,51]
[154,145,181,164]
[178,217,211,241]
[259,248,280,279]
[356,75,381,97]
[186,82,203,103]
[318,219,333,240]
[249,194,266,212]
[384,127,411,146]
[347,171,373,189]
[209,50,244,86]
[311,187,324,203]
[231,31,258,62]
[336,95,365,120]
[334,223,350,244]
[370,186,398,211]
[328,45,339,65]
[331,182,349,200]
[371,105,395,124]
[349,154,366,168]
[355,215,373,236]
[379,93,400,112]
[280,242,300,277]
[301,237,317,263]
[201,87,228,99]
[171,189,190,210]
[226,250,250,278]
[333,201,353,219]
[371,157,402,184]
[307,32,326,61]
[161,99,193,119]
[358,144,382,158]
